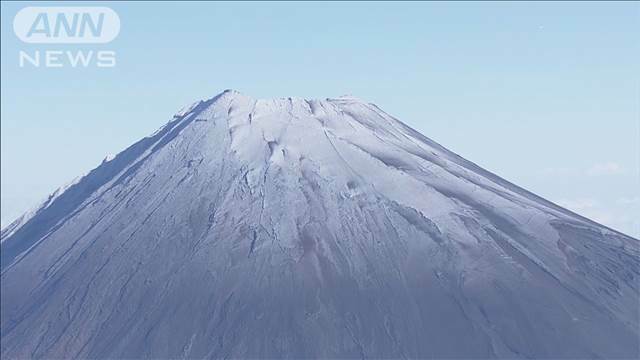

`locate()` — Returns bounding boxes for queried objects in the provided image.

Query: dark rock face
[2,91,638,359]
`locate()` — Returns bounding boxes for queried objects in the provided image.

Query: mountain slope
[1,90,638,359]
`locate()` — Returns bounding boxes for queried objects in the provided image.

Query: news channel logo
[13,7,120,68]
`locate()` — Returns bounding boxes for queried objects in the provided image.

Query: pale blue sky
[1,1,639,236]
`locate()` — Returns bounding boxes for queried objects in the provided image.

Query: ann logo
[14,7,120,68]
[14,7,120,44]
[27,12,105,39]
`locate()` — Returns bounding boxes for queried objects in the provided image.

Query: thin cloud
[586,162,625,176]
[616,196,640,205]
[557,197,615,227]
[556,197,639,237]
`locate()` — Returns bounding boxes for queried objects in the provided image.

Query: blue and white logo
[14,7,119,68]
[14,7,120,44]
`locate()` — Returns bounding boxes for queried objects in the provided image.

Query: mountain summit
[2,90,638,359]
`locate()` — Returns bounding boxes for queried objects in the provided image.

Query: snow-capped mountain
[1,90,638,359]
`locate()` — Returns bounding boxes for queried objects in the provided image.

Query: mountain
[1,90,638,359]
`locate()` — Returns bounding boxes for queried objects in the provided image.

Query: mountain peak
[327,94,368,103]
[206,90,370,110]
[1,89,638,359]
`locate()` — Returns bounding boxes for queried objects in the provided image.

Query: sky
[1,1,638,237]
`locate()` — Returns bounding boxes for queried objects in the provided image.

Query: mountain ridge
[3,90,632,240]
[1,90,638,359]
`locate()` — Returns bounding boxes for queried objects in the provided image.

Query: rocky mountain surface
[2,90,638,359]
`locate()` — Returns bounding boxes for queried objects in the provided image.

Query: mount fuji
[1,90,638,359]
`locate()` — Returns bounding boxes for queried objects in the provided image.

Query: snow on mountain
[1,90,638,359]
[0,174,85,242]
